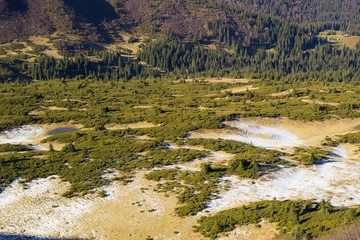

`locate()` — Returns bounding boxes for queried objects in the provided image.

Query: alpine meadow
[1,0,360,239]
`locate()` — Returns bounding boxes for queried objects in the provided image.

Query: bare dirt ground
[28,110,46,115]
[301,99,340,106]
[132,105,153,109]
[202,78,254,83]
[182,78,255,83]
[105,122,159,130]
[218,220,278,240]
[222,85,259,93]
[46,106,68,111]
[270,89,293,97]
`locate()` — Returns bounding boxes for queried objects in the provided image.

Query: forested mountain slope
[1,0,359,45]
[218,0,360,34]
[0,0,287,45]
[0,0,121,43]
[0,0,359,84]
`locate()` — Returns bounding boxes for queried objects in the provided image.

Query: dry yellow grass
[29,36,63,59]
[183,78,255,84]
[132,105,152,109]
[239,117,360,146]
[47,106,68,111]
[222,85,259,93]
[105,122,159,130]
[75,172,203,240]
[301,99,340,106]
[319,31,360,49]
[28,110,46,115]
[44,106,88,111]
[270,89,293,97]
[219,220,278,240]
[105,34,145,56]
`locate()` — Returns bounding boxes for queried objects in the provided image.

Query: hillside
[1,0,360,45]
[218,0,360,34]
[0,0,121,43]
[0,0,276,45]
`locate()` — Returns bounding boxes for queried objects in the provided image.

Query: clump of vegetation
[146,167,224,216]
[194,199,360,239]
[337,131,360,144]
[293,147,330,165]
[0,47,6,55]
[127,35,137,43]
[321,136,339,147]
[0,143,29,152]
[26,43,46,55]
[186,138,287,166]
[98,190,107,197]
[6,43,25,51]
[227,158,259,178]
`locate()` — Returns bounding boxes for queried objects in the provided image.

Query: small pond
[46,127,78,136]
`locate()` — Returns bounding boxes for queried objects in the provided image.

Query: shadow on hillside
[63,0,119,24]
[0,234,88,240]
[3,0,28,12]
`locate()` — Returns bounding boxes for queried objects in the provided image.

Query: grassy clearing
[318,31,360,49]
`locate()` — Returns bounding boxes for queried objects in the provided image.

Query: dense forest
[218,0,360,34]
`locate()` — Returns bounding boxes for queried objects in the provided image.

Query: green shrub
[0,143,29,152]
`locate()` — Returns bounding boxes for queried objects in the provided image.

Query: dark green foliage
[49,143,55,152]
[61,143,76,152]
[142,148,206,168]
[145,169,179,182]
[321,136,339,147]
[146,167,225,217]
[293,147,330,165]
[201,163,212,174]
[0,47,6,55]
[337,131,360,144]
[194,199,360,239]
[186,138,287,166]
[138,35,360,83]
[6,43,25,51]
[0,143,29,152]
[227,158,259,178]
[128,35,137,43]
[219,0,360,34]
[22,52,160,81]
[98,189,107,197]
